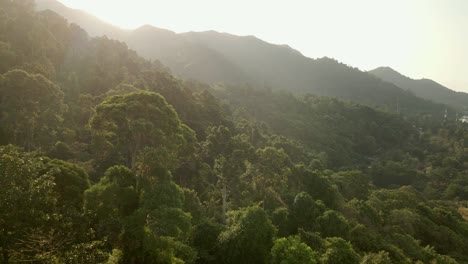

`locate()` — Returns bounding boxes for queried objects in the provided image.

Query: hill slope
[370,67,468,110]
[35,0,126,39]
[125,25,253,84]
[35,0,253,85]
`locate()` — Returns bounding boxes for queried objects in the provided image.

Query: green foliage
[298,229,325,252]
[316,210,350,239]
[291,192,325,231]
[41,158,90,209]
[90,91,195,172]
[331,170,370,200]
[142,181,185,209]
[360,251,392,264]
[272,207,291,237]
[321,237,361,264]
[218,206,275,264]
[0,145,57,262]
[62,240,110,264]
[84,165,138,246]
[0,70,65,150]
[370,160,420,187]
[241,147,291,206]
[192,219,224,264]
[348,224,382,252]
[0,41,17,72]
[146,207,192,240]
[347,199,381,227]
[0,145,90,263]
[47,141,75,160]
[218,87,416,167]
[182,188,204,223]
[293,165,338,207]
[106,249,123,264]
[367,186,424,214]
[271,236,318,264]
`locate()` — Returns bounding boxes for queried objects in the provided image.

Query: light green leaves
[90,91,195,176]
[271,236,318,264]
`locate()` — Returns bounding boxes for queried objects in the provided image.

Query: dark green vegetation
[370,67,468,111]
[1,1,468,263]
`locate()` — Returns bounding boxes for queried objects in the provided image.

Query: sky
[57,0,468,92]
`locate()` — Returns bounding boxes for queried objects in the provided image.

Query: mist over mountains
[370,67,468,111]
[36,0,464,115]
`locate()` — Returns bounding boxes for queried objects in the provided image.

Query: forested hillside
[1,1,468,264]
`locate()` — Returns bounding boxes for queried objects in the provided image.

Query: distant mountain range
[370,67,468,111]
[36,0,457,115]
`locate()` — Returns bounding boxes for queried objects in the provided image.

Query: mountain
[370,67,468,110]
[125,25,253,84]
[35,0,253,85]
[35,0,126,39]
[36,0,447,115]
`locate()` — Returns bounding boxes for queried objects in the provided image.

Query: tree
[0,70,65,150]
[104,83,140,97]
[40,159,90,210]
[192,219,224,264]
[242,147,291,207]
[331,170,370,200]
[271,236,318,264]
[360,251,392,264]
[0,145,57,263]
[201,125,235,163]
[272,207,291,237]
[140,181,192,241]
[316,210,350,239]
[293,165,337,207]
[321,237,360,264]
[121,179,196,264]
[218,206,275,264]
[84,166,138,247]
[203,125,253,221]
[291,192,325,231]
[90,91,195,172]
[0,42,17,72]
[370,161,419,187]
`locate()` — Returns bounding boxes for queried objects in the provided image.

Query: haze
[57,0,468,92]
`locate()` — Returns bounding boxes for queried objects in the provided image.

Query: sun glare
[55,0,467,92]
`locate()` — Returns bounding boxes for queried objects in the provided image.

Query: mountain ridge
[370,67,468,110]
[36,0,450,115]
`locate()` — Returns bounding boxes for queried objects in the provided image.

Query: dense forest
[1,1,468,263]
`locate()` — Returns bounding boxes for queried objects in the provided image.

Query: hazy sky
[57,0,468,92]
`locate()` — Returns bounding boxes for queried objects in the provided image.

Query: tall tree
[291,192,325,231]
[90,91,195,173]
[84,166,138,247]
[321,237,361,264]
[218,206,275,264]
[242,147,291,207]
[0,145,57,263]
[41,159,90,210]
[0,70,65,150]
[203,125,254,221]
[271,236,318,264]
